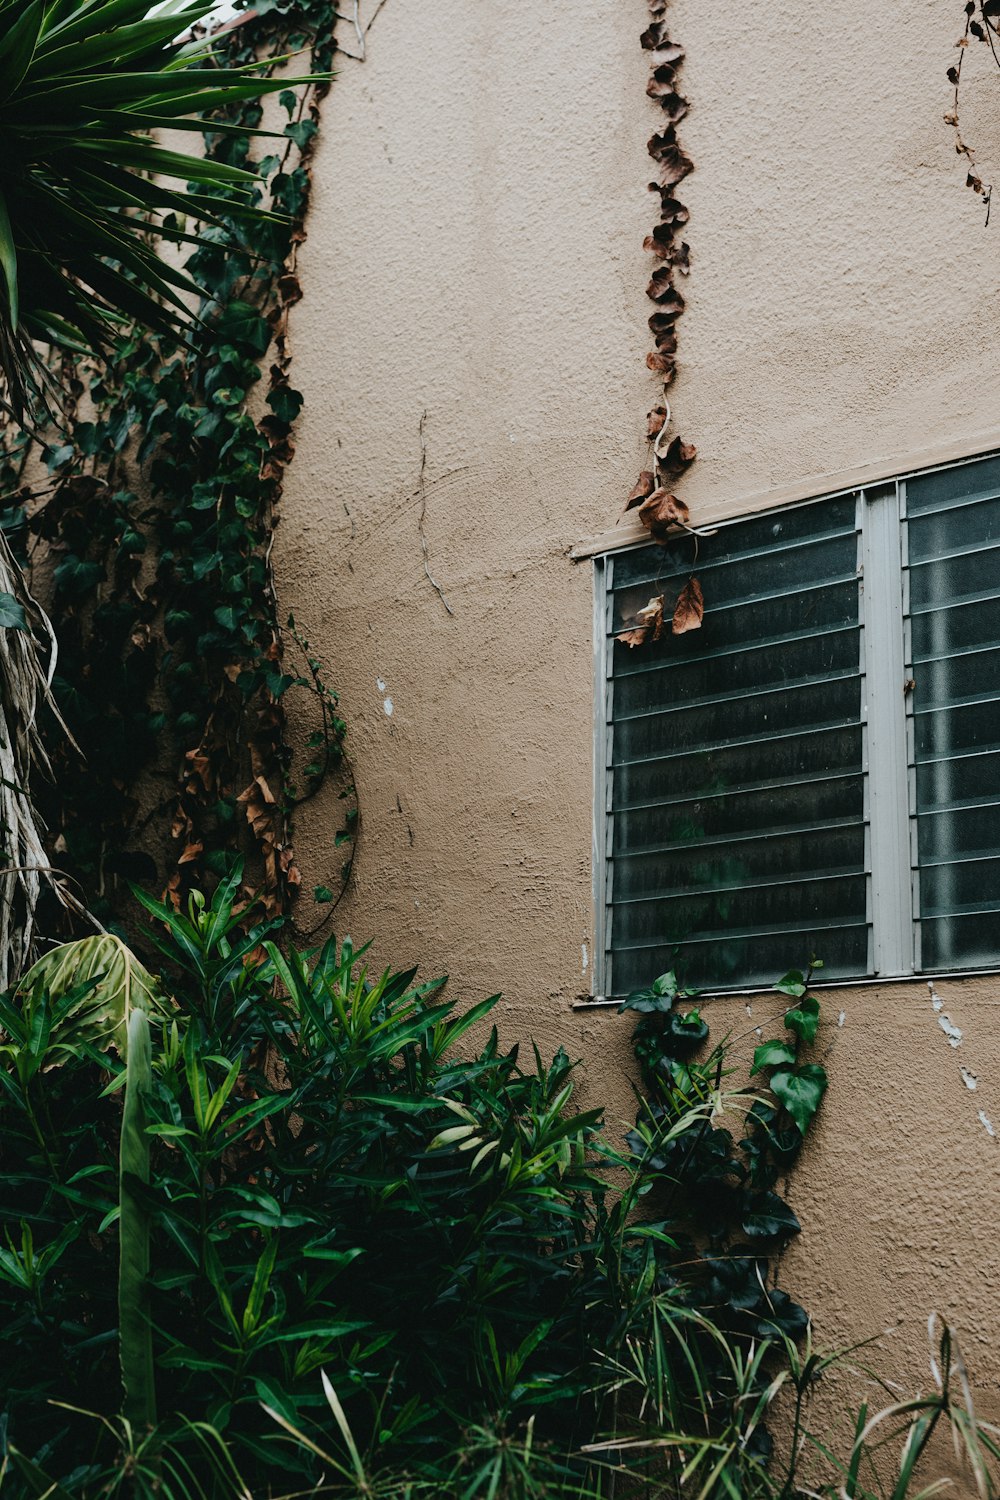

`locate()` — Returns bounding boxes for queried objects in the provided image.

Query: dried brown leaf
[646,406,668,440]
[638,595,665,640]
[638,488,690,540]
[617,594,665,648]
[656,435,697,481]
[648,138,694,187]
[648,86,690,124]
[647,314,679,351]
[672,577,704,634]
[643,223,674,259]
[617,626,648,648]
[652,193,691,227]
[646,350,677,377]
[626,470,656,510]
[649,43,685,66]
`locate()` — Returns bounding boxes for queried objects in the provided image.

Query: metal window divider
[591,554,612,1002]
[860,484,916,976]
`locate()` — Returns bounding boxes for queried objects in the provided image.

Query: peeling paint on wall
[978,1110,996,1139]
[960,1066,978,1091]
[929,983,963,1048]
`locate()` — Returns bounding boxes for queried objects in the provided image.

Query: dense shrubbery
[1,873,997,1498]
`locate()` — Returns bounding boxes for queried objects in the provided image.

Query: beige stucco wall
[277,0,1000,1412]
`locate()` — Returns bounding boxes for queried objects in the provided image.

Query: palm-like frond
[0,0,319,412]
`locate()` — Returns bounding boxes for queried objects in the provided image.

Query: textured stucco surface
[276,0,1000,1404]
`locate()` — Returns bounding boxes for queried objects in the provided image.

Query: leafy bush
[1,875,998,1498]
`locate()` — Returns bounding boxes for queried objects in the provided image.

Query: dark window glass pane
[613,726,863,811]
[909,481,1000,971]
[612,532,857,633]
[922,915,1000,971]
[921,858,1000,918]
[607,513,865,993]
[908,497,1000,564]
[610,925,870,995]
[917,804,1000,866]
[911,598,1000,662]
[612,876,867,950]
[611,495,857,595]
[915,701,1000,761]
[612,627,859,719]
[906,454,1000,515]
[910,647,1000,712]
[613,776,864,856]
[609,826,866,904]
[615,677,862,762]
[916,751,1000,813]
[909,543,1000,614]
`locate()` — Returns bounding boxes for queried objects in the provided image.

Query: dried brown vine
[947,1,1000,221]
[620,0,702,639]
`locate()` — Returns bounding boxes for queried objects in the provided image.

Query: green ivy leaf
[741,1190,801,1241]
[212,299,271,356]
[0,592,28,631]
[620,971,678,1013]
[770,1064,828,1136]
[773,969,806,998]
[750,1039,796,1076]
[784,992,820,1044]
[267,385,304,423]
[313,886,334,904]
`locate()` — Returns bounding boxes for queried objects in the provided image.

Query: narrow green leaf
[0,0,43,103]
[0,186,18,329]
[119,1007,156,1431]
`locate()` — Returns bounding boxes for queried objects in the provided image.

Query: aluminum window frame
[587,453,1000,1004]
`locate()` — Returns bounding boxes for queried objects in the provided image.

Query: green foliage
[0,0,347,932]
[2,913,998,1499]
[0,0,325,415]
[119,1008,155,1432]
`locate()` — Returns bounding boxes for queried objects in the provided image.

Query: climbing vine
[0,1,361,931]
[946,1,1000,220]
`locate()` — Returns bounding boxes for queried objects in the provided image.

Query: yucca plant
[0,0,322,415]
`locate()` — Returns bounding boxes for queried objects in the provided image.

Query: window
[593,453,1000,996]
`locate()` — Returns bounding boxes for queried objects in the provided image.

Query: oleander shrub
[1,872,998,1498]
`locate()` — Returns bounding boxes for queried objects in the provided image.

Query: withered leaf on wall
[656,435,697,481]
[646,349,677,377]
[626,470,656,510]
[646,86,690,125]
[617,594,665,648]
[672,577,704,634]
[649,143,694,188]
[649,43,685,66]
[646,273,686,313]
[647,317,679,353]
[647,405,668,439]
[651,191,690,228]
[637,487,690,540]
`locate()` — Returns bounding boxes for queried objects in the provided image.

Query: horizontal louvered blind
[905,454,1000,971]
[602,497,867,994]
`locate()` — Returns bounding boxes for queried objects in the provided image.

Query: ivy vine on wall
[0,0,365,933]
